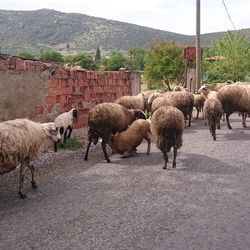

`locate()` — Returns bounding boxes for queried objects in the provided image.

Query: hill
[0,9,249,55]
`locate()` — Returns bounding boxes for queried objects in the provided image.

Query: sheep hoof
[31,181,38,189]
[173,163,176,168]
[18,191,27,199]
[84,156,88,161]
[106,159,111,163]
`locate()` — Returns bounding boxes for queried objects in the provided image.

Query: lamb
[150,106,184,169]
[84,102,146,163]
[217,85,250,129]
[0,118,61,198]
[107,119,151,158]
[54,108,78,152]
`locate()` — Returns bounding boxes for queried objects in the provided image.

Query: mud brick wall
[0,55,141,128]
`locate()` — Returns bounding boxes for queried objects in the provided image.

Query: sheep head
[41,122,61,142]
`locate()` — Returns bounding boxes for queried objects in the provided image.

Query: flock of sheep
[1,80,250,198]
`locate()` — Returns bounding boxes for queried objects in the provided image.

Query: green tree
[144,42,184,90]
[64,53,97,70]
[101,51,127,71]
[16,50,35,60]
[203,31,250,82]
[39,50,63,62]
[95,46,101,62]
[127,48,146,70]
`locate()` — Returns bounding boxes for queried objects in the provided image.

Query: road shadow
[179,152,239,175]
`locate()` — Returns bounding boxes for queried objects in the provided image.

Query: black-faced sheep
[84,102,146,163]
[54,108,78,152]
[150,106,184,169]
[217,85,250,129]
[0,118,61,198]
[107,119,151,158]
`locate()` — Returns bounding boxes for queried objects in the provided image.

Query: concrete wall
[0,55,141,128]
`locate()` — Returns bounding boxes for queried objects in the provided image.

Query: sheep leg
[67,125,73,139]
[28,164,38,189]
[212,124,216,140]
[101,139,111,163]
[84,141,92,161]
[196,108,199,119]
[173,146,177,168]
[226,113,232,129]
[242,113,247,128]
[217,122,221,129]
[163,148,168,170]
[18,160,28,199]
[188,113,192,127]
[144,134,151,154]
[54,142,58,152]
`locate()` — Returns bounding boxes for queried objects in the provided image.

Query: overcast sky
[1,0,249,35]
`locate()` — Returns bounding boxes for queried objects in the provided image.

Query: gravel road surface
[1,113,250,250]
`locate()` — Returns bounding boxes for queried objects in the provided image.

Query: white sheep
[107,119,151,158]
[0,118,61,198]
[150,106,185,169]
[54,108,78,152]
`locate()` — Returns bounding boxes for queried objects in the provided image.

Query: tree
[144,42,184,90]
[95,46,101,62]
[203,31,250,82]
[127,48,146,70]
[64,53,97,70]
[39,51,63,62]
[16,50,35,60]
[101,51,127,71]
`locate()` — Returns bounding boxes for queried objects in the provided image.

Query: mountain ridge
[0,9,249,55]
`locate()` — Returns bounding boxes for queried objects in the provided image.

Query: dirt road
[1,113,250,249]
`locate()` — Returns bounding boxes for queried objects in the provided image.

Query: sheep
[217,85,250,129]
[206,80,233,91]
[198,84,225,121]
[150,106,184,169]
[0,118,61,198]
[151,91,193,127]
[203,98,224,140]
[84,102,146,163]
[107,119,151,158]
[54,108,78,152]
[193,93,205,119]
[115,93,146,111]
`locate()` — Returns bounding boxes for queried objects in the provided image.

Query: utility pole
[196,0,201,92]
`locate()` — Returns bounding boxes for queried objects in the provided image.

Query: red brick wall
[0,55,140,128]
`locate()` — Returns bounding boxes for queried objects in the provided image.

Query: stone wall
[0,55,141,128]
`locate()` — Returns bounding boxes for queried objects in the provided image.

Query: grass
[57,137,84,151]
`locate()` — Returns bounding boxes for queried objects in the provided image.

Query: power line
[221,0,237,31]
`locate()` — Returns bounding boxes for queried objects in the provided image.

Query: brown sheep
[150,106,184,169]
[217,85,250,129]
[115,93,146,111]
[107,119,151,158]
[193,93,205,119]
[151,91,193,127]
[203,98,224,140]
[84,102,146,163]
